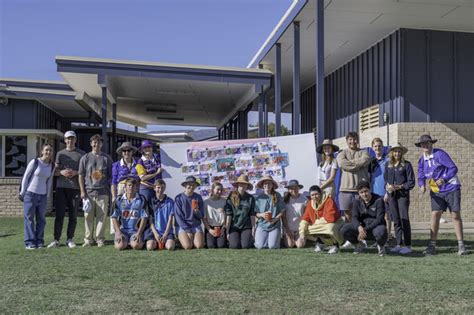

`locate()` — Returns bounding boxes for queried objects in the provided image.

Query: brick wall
[333,123,474,222]
[0,178,54,217]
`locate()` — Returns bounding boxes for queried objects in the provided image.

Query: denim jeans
[254,226,281,249]
[23,192,47,247]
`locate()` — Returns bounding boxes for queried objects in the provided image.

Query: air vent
[359,105,379,132]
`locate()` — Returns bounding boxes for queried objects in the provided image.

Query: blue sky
[0,0,292,80]
[0,0,293,131]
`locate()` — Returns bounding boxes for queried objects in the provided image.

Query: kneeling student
[144,179,176,250]
[340,181,388,256]
[111,178,148,250]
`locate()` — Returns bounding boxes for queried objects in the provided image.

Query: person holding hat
[282,180,306,248]
[174,176,205,249]
[203,182,227,249]
[111,142,139,201]
[136,140,162,202]
[416,134,466,256]
[317,139,339,196]
[78,134,113,247]
[47,130,85,249]
[383,143,415,254]
[254,175,285,249]
[225,175,256,249]
[296,185,343,254]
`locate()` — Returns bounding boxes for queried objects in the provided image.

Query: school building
[1,0,473,219]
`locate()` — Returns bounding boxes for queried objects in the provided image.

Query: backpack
[18,158,54,201]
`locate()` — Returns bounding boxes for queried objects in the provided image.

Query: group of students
[19,129,466,256]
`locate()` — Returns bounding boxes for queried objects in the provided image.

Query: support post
[112,103,117,159]
[274,43,282,136]
[315,0,325,144]
[258,93,265,138]
[101,86,108,154]
[293,21,301,135]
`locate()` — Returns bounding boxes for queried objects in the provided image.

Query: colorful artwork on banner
[180,140,290,196]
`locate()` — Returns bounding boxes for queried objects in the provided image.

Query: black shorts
[430,190,461,212]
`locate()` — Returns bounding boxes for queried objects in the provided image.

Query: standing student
[174,176,205,250]
[384,144,415,254]
[136,140,162,203]
[296,185,343,254]
[416,135,466,256]
[340,181,387,256]
[282,180,306,248]
[78,134,113,247]
[111,178,148,250]
[48,131,85,249]
[20,144,55,249]
[111,142,138,201]
[337,131,370,249]
[369,138,392,240]
[317,140,339,197]
[203,182,227,248]
[225,175,256,249]
[144,179,176,251]
[254,175,285,249]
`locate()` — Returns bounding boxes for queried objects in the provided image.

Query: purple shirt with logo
[111,158,139,185]
[417,148,460,193]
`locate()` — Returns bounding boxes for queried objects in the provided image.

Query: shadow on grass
[0,233,16,238]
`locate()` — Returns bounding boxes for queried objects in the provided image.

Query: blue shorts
[118,229,138,243]
[143,229,175,241]
[177,226,203,234]
[430,190,461,212]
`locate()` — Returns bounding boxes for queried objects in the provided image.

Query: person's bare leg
[178,232,193,250]
[193,232,205,249]
[166,239,176,250]
[430,211,443,241]
[451,212,464,241]
[146,240,157,251]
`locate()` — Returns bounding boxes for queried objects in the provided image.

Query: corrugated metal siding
[301,30,402,138]
[402,29,474,123]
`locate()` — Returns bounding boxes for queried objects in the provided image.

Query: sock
[458,240,465,246]
[429,240,436,247]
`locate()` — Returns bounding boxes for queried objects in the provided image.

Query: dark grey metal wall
[402,29,474,123]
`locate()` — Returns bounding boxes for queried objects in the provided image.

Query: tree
[248,123,292,138]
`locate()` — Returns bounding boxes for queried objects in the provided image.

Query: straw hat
[232,174,253,190]
[316,139,340,154]
[256,175,279,190]
[116,142,138,155]
[389,143,408,155]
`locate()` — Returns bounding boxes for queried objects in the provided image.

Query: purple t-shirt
[418,148,460,193]
[174,192,204,231]
[111,158,139,185]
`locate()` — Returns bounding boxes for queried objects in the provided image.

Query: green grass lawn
[0,217,473,313]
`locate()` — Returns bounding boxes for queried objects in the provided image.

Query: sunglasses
[122,149,132,153]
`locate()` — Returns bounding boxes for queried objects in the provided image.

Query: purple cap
[139,140,155,151]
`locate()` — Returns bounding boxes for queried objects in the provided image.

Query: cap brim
[181,181,200,187]
[415,139,437,147]
[316,144,339,154]
[285,184,303,189]
[232,182,253,190]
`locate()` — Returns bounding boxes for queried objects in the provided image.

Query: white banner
[160,133,319,198]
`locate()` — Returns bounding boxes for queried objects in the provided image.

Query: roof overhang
[248,0,474,109]
[0,78,99,119]
[56,56,273,128]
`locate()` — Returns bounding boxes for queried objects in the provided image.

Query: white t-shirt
[318,159,338,195]
[285,194,307,232]
[204,197,226,227]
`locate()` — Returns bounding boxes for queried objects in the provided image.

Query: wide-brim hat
[256,175,279,190]
[415,134,438,147]
[389,143,408,155]
[285,179,303,189]
[316,139,339,154]
[139,140,155,151]
[116,142,138,155]
[181,176,200,187]
[232,174,253,190]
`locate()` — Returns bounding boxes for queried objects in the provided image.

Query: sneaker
[361,240,368,248]
[314,242,324,253]
[328,245,339,255]
[66,239,76,248]
[399,246,412,255]
[377,245,386,257]
[97,240,105,247]
[25,245,36,250]
[458,244,467,256]
[423,244,436,256]
[439,217,448,224]
[37,244,44,249]
[47,240,60,248]
[390,245,402,253]
[353,243,365,254]
[83,240,92,247]
[342,240,354,249]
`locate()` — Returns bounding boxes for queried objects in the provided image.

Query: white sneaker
[47,240,60,248]
[399,246,412,255]
[377,245,386,257]
[83,240,92,247]
[328,245,339,254]
[97,240,105,247]
[342,240,354,249]
[66,239,76,248]
[314,242,324,253]
[25,245,36,250]
[390,245,402,253]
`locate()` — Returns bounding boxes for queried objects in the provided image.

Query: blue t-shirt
[149,195,175,236]
[112,194,148,234]
[369,156,388,196]
[254,192,284,232]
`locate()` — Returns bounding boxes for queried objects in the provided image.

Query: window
[4,136,28,177]
[359,105,380,132]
